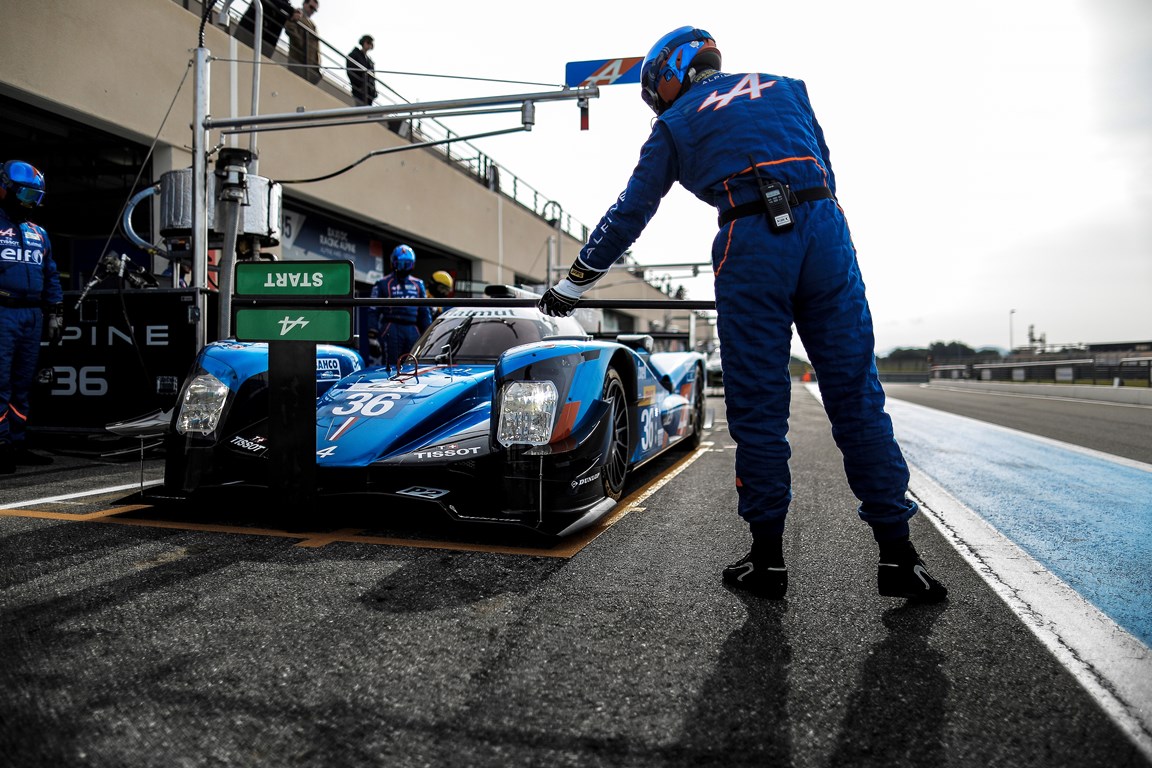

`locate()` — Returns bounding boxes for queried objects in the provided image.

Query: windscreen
[410,309,586,362]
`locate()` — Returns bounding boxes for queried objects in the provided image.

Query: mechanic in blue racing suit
[0,160,63,473]
[539,28,946,602]
[366,245,431,369]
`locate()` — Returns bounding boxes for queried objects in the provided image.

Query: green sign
[235,260,353,296]
[235,308,351,342]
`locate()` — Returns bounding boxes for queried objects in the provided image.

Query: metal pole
[1009,308,1016,355]
[220,0,239,148]
[236,296,718,311]
[546,235,555,288]
[216,200,241,340]
[554,206,562,283]
[249,0,262,172]
[192,46,210,349]
[205,87,600,131]
[544,200,562,285]
[496,189,505,286]
[215,148,254,341]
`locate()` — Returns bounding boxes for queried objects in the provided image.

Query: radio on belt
[749,155,794,233]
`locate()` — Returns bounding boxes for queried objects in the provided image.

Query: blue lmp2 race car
[159,290,709,536]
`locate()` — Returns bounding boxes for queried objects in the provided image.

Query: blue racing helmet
[640,27,721,115]
[391,244,416,272]
[0,160,46,208]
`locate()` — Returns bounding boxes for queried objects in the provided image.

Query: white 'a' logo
[278,316,310,336]
[698,74,776,112]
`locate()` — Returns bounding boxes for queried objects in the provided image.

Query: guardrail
[928,379,1152,406]
[930,358,1151,387]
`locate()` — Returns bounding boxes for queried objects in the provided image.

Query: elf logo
[0,247,44,264]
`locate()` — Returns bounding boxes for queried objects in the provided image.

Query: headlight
[176,373,230,435]
[497,380,558,447]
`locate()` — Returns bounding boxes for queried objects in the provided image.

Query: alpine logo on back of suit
[697,73,776,112]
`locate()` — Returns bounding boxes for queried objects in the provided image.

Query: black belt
[717,186,835,227]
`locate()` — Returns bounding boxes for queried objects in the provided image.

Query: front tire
[601,368,629,500]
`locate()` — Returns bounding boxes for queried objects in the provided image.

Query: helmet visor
[14,185,45,207]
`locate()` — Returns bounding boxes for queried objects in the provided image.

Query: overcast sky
[303,0,1150,355]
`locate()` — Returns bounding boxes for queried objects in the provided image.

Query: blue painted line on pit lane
[884,398,1152,647]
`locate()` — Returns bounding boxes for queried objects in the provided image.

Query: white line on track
[911,467,1152,760]
[8,480,163,509]
[805,383,1152,758]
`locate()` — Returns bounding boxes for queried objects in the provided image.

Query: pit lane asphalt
[1,390,1148,767]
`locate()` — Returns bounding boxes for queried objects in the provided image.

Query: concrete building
[0,0,683,333]
[3,0,711,433]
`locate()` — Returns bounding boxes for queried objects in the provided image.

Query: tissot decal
[411,445,481,460]
[230,435,268,454]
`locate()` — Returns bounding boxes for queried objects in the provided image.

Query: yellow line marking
[0,447,713,558]
[0,504,154,521]
[618,444,710,512]
[293,528,367,548]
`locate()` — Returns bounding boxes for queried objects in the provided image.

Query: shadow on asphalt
[677,592,793,765]
[828,601,950,767]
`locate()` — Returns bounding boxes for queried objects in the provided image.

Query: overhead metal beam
[206,87,600,133]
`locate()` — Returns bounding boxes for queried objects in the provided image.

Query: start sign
[235,260,353,296]
[234,260,353,343]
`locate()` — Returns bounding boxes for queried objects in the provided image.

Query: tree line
[880,341,1003,369]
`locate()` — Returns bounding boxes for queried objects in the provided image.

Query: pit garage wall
[0,0,674,326]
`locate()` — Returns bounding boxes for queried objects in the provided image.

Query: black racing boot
[877,539,948,602]
[0,443,14,474]
[723,536,787,599]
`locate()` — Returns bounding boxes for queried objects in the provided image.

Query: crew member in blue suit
[0,160,63,473]
[366,244,431,369]
[539,28,946,602]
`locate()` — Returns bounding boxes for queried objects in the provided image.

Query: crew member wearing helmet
[428,270,454,319]
[0,160,63,473]
[539,28,945,603]
[365,244,431,369]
